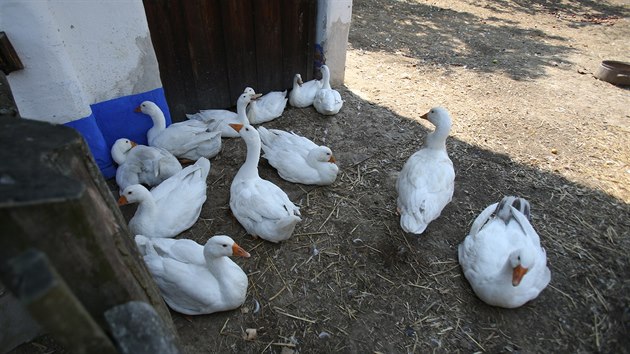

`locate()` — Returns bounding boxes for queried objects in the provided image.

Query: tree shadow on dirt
[468,0,630,26]
[107,86,630,353]
[350,0,581,80]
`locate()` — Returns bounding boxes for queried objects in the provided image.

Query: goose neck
[112,147,127,165]
[425,122,451,149]
[236,136,261,180]
[321,67,331,90]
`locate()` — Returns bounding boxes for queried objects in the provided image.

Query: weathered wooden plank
[144,0,317,110]
[105,301,180,354]
[252,0,284,93]
[143,0,197,121]
[182,0,232,109]
[0,71,19,118]
[0,118,179,346]
[0,32,24,75]
[280,0,317,85]
[220,0,257,103]
[2,249,118,354]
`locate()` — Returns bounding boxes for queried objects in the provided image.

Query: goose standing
[258,126,338,185]
[313,65,343,115]
[229,123,301,243]
[186,91,260,138]
[244,87,287,124]
[118,157,210,238]
[288,73,323,108]
[458,196,551,308]
[396,107,454,234]
[135,234,250,315]
[111,138,182,192]
[136,101,222,161]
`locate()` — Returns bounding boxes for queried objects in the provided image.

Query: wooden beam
[1,249,117,354]
[0,32,24,75]
[0,117,180,348]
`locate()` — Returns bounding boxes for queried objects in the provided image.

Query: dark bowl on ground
[594,60,630,86]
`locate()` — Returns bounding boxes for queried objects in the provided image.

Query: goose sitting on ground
[136,101,222,161]
[135,234,250,315]
[396,107,454,234]
[229,123,301,243]
[313,65,343,115]
[118,157,210,238]
[458,196,551,308]
[111,138,182,192]
[186,91,261,138]
[288,73,322,108]
[258,126,338,185]
[244,87,287,124]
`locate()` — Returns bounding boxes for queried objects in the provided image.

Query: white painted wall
[0,0,161,124]
[316,0,353,86]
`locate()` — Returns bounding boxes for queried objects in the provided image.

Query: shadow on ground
[349,0,628,80]
[109,87,630,353]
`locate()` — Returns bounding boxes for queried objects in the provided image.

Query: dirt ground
[14,0,630,353]
[163,1,629,352]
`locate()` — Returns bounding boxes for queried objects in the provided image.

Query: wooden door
[143,0,317,121]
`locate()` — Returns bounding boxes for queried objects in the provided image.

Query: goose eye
[222,244,227,248]
[517,256,521,261]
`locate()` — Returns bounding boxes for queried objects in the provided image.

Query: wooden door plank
[252,0,284,94]
[143,0,197,120]
[182,0,231,109]
[220,0,257,104]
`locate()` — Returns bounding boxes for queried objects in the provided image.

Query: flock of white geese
[111,64,550,316]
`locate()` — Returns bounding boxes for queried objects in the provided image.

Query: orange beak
[232,243,251,258]
[117,195,128,206]
[130,141,138,147]
[328,155,336,163]
[252,93,262,100]
[298,78,304,86]
[420,112,429,120]
[134,106,142,113]
[512,265,528,286]
[229,123,243,132]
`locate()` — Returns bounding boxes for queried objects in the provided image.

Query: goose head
[308,146,337,165]
[203,235,251,259]
[243,87,263,99]
[229,123,260,143]
[420,107,452,149]
[111,138,138,165]
[420,107,452,128]
[135,101,163,117]
[118,184,152,205]
[508,248,536,286]
[294,73,304,86]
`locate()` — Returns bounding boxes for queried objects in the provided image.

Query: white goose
[244,87,287,124]
[136,101,222,161]
[396,107,454,234]
[313,65,343,115]
[229,123,301,243]
[118,157,210,238]
[111,138,182,192]
[458,196,551,308]
[258,126,339,185]
[135,234,250,315]
[186,91,260,138]
[288,73,322,108]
